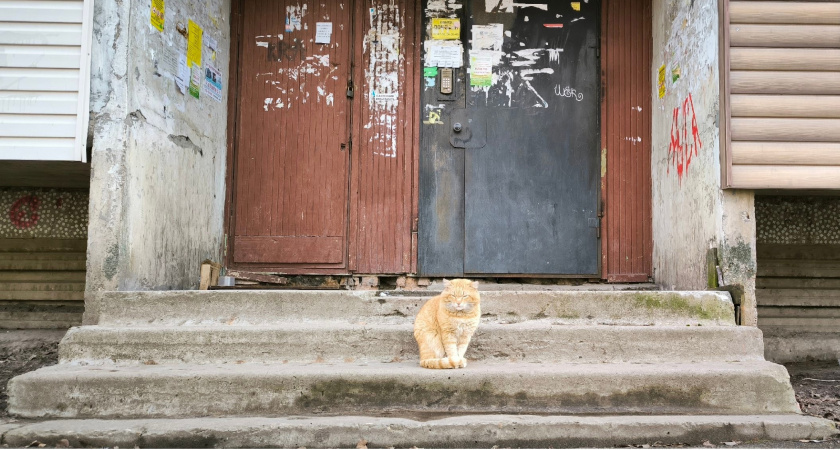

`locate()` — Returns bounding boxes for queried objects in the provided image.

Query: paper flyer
[203,64,223,103]
[175,53,189,94]
[189,64,201,98]
[425,41,463,68]
[150,0,165,31]
[315,22,332,44]
[470,51,493,87]
[431,18,460,40]
[187,20,203,68]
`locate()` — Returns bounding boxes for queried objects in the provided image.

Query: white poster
[315,22,332,44]
[425,41,463,68]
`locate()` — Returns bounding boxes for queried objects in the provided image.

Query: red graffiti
[668,93,701,184]
[9,195,40,229]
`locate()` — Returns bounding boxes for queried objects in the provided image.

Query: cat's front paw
[459,358,468,368]
[449,357,467,368]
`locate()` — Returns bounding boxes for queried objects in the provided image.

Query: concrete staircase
[5,289,837,447]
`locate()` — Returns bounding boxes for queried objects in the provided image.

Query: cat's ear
[471,280,479,289]
[443,278,450,286]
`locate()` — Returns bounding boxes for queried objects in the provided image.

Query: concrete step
[0,260,86,271]
[59,322,765,365]
[0,290,84,301]
[8,360,799,418]
[0,271,86,282]
[2,415,836,448]
[91,290,736,327]
[762,330,840,363]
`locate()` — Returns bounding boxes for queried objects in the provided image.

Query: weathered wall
[650,0,757,324]
[87,0,230,295]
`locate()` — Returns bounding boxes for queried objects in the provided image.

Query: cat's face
[441,279,480,314]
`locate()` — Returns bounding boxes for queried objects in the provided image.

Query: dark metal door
[419,0,601,276]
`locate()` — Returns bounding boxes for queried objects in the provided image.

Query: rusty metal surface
[349,0,418,274]
[601,0,653,282]
[230,0,353,269]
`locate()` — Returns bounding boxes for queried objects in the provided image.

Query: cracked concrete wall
[651,0,757,324]
[86,0,230,307]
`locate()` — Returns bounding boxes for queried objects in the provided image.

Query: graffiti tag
[555,85,583,101]
[668,93,701,184]
[9,195,40,229]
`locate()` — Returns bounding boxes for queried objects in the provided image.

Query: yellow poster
[187,19,203,68]
[431,18,460,40]
[571,2,581,11]
[150,0,165,32]
[658,64,666,98]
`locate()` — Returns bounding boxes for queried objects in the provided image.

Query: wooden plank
[758,258,840,276]
[233,236,344,264]
[731,95,840,118]
[758,278,840,289]
[732,142,840,165]
[733,165,840,189]
[0,91,79,114]
[0,290,83,301]
[730,71,840,95]
[730,2,840,24]
[757,317,840,328]
[0,46,81,69]
[225,270,289,284]
[0,252,85,261]
[0,238,86,252]
[730,48,840,71]
[0,0,84,23]
[730,24,840,47]
[0,259,85,271]
[0,68,80,92]
[0,282,85,291]
[0,21,82,46]
[757,289,840,307]
[0,271,86,282]
[757,243,840,260]
[731,118,840,141]
[0,114,77,138]
[758,306,840,317]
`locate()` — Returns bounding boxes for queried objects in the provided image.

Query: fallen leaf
[702,441,715,447]
[356,439,368,449]
[722,441,741,446]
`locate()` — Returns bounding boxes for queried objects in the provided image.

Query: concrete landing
[2,415,836,448]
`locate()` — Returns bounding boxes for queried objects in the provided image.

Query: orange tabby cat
[413,279,481,369]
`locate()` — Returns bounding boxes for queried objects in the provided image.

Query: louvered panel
[0,0,84,23]
[602,0,653,282]
[732,142,840,165]
[730,48,840,71]
[0,45,82,68]
[0,114,77,137]
[731,165,840,189]
[0,22,82,46]
[0,68,79,91]
[731,118,840,141]
[0,137,76,160]
[349,0,417,273]
[730,71,840,95]
[729,1,840,24]
[0,91,78,114]
[730,24,840,47]
[731,95,840,118]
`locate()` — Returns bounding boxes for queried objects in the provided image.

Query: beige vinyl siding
[726,0,840,189]
[0,0,92,162]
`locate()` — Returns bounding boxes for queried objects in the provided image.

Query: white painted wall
[0,0,93,161]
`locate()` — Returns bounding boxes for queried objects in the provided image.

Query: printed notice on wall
[315,22,332,44]
[203,65,223,103]
[470,51,493,87]
[187,20,203,68]
[189,64,201,98]
[151,0,165,31]
[425,41,463,67]
[431,18,461,40]
[175,53,189,94]
[161,46,177,79]
[657,64,666,98]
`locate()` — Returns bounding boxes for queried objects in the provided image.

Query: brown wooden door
[232,0,353,268]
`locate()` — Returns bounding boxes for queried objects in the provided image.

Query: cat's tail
[420,357,458,369]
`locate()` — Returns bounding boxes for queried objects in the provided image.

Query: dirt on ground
[0,329,62,419]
